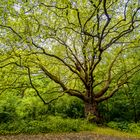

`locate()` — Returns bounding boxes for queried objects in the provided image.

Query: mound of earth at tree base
[0,133,139,140]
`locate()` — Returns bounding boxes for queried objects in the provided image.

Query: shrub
[53,96,84,118]
[107,121,140,134]
[42,116,95,132]
[0,112,13,123]
[0,116,95,134]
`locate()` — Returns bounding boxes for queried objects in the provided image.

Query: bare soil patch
[0,132,140,140]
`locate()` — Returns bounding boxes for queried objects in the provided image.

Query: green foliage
[0,112,13,123]
[51,96,84,118]
[107,121,140,134]
[0,116,95,134]
[15,96,48,120]
[44,116,95,132]
[99,87,140,122]
[0,93,20,122]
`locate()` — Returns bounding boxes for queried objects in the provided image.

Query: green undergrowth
[0,116,140,139]
[107,121,140,134]
[0,116,95,134]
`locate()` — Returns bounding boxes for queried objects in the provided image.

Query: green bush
[15,97,48,120]
[45,116,95,132]
[52,96,84,118]
[0,112,13,123]
[107,121,140,133]
[128,123,140,133]
[0,116,95,134]
[0,120,28,134]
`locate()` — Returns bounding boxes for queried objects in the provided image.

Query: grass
[94,127,140,139]
[0,128,139,140]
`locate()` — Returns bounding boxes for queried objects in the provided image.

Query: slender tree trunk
[84,101,100,123]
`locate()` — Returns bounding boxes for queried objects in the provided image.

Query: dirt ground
[0,133,140,140]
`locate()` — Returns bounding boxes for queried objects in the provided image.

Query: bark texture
[84,101,100,123]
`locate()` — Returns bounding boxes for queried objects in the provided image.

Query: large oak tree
[1,0,140,122]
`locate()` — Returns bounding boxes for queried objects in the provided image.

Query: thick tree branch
[95,49,122,98]
[96,84,121,103]
[96,65,140,103]
[39,64,87,101]
[31,40,86,85]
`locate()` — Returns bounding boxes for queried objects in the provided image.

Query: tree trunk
[84,101,101,123]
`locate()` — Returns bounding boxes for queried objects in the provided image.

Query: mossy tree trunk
[84,100,100,123]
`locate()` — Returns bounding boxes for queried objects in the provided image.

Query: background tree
[1,0,140,123]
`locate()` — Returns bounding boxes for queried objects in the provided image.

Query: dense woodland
[0,0,140,134]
